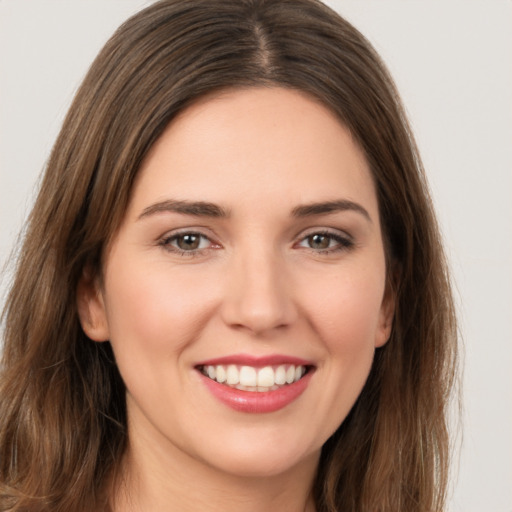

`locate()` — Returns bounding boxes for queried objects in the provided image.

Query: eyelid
[158,228,221,255]
[156,226,354,256]
[297,226,353,241]
[295,227,354,252]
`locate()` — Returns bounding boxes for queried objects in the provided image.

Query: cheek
[303,266,386,350]
[289,266,386,440]
[101,261,221,426]
[103,258,220,358]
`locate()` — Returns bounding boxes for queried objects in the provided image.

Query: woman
[0,1,458,511]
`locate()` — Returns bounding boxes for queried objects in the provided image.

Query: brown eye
[307,234,331,249]
[298,231,353,253]
[161,232,212,253]
[176,234,201,251]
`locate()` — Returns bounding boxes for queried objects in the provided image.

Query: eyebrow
[292,200,372,222]
[138,198,371,222]
[138,199,230,220]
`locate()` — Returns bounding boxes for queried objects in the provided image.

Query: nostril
[221,295,297,335]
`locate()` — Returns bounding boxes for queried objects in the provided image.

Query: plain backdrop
[0,1,511,511]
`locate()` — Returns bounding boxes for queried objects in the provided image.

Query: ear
[375,273,397,348]
[76,268,110,342]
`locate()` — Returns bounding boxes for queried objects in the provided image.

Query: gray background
[1,1,511,510]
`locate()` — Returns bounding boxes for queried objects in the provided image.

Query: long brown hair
[0,1,458,510]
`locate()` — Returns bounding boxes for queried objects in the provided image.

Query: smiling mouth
[197,364,312,392]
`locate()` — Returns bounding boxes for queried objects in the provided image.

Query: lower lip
[199,371,313,413]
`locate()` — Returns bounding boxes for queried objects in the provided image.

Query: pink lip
[195,353,313,368]
[195,354,315,414]
[199,372,312,413]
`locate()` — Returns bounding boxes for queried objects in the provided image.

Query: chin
[194,434,320,480]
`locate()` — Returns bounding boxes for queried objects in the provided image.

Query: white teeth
[201,363,308,391]
[226,365,239,385]
[257,366,275,387]
[216,365,226,383]
[274,365,286,385]
[239,366,257,386]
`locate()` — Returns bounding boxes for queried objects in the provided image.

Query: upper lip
[195,353,315,368]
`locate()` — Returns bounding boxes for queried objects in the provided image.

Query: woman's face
[79,87,394,479]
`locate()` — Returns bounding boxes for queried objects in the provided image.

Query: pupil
[178,234,200,250]
[310,234,329,249]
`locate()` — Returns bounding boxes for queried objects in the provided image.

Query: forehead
[128,87,378,219]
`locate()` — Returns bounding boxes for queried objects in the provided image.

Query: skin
[78,87,395,512]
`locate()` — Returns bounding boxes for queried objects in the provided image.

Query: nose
[220,248,297,336]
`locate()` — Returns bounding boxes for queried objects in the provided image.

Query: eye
[297,231,353,252]
[159,231,214,254]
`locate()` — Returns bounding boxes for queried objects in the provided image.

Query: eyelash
[158,231,214,257]
[158,229,354,256]
[297,230,354,254]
